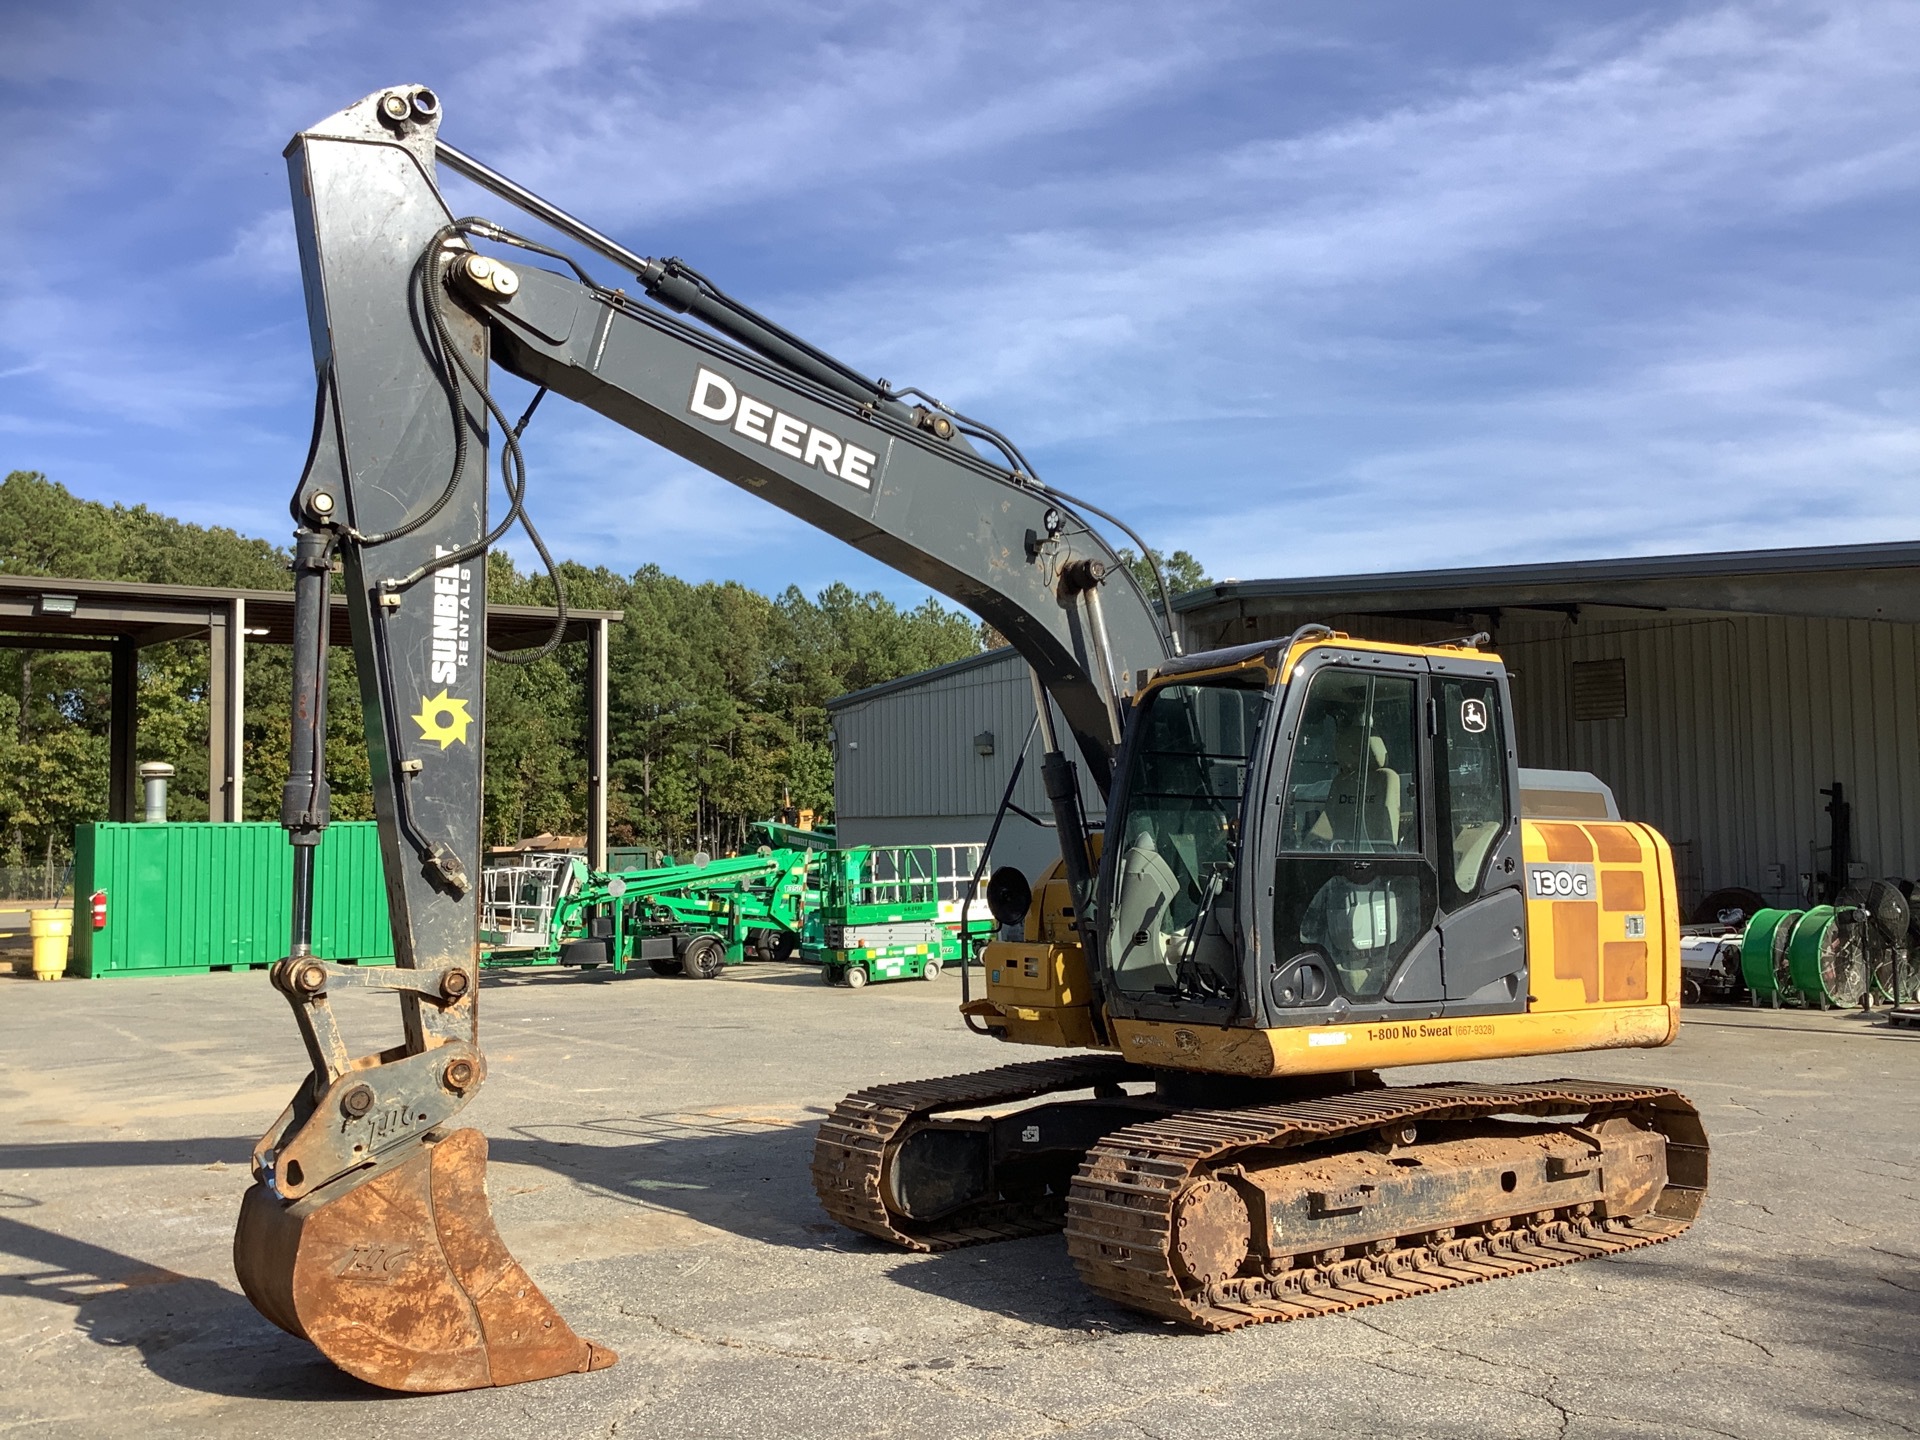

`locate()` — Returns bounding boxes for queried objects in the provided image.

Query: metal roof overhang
[0,574,619,650]
[1173,539,1920,637]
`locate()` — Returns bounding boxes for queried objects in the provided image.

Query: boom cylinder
[1029,669,1098,934]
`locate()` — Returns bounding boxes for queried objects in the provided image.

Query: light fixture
[974,730,995,757]
[37,594,78,616]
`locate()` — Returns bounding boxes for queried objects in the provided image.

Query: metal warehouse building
[829,539,1920,909]
[828,649,1088,882]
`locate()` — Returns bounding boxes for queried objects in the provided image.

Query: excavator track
[811,1055,1144,1251]
[1065,1079,1707,1332]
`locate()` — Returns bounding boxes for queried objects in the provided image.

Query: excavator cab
[1095,633,1529,1030]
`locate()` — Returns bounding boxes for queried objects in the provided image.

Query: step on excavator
[234,85,1708,1392]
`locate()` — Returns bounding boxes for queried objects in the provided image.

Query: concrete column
[227,597,246,820]
[587,616,610,871]
[206,599,249,820]
[208,609,229,820]
[107,639,138,823]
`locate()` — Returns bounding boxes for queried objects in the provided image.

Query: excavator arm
[234,83,1173,1392]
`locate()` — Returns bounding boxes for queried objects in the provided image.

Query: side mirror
[985,866,1033,928]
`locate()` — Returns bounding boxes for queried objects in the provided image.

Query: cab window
[1270,666,1429,1003]
[1107,678,1265,998]
[1280,669,1419,854]
[1436,676,1509,906]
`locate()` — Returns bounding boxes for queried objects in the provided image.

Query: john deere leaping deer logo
[412,689,473,749]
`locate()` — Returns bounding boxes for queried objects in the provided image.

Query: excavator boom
[238,83,1171,1391]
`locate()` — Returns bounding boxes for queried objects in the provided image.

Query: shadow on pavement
[479,963,821,989]
[5,1124,1919,1406]
[489,1110,840,1249]
[0,1209,377,1400]
[0,1135,253,1171]
[478,962,964,991]
[882,1232,1172,1337]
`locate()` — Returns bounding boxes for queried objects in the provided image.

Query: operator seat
[1452,822,1504,893]
[1112,832,1180,993]
[1309,732,1402,850]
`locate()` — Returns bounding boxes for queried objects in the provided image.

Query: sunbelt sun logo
[687,367,880,490]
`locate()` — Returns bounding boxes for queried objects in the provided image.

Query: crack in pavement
[613,1307,1224,1439]
[1339,1311,1558,1381]
[1335,1314,1756,1440]
[1839,1405,1920,1436]
[1555,1404,1745,1440]
[1351,1350,1570,1437]
[618,1308,874,1367]
[1712,1324,1780,1361]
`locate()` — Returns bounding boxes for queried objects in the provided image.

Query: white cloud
[3,0,1916,599]
[213,209,300,285]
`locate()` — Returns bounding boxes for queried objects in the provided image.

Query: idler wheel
[1170,1178,1250,1288]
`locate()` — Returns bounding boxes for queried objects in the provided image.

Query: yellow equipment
[812,634,1705,1328]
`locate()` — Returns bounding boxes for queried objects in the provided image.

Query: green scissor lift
[802,844,994,988]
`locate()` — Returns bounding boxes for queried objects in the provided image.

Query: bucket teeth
[235,1128,614,1392]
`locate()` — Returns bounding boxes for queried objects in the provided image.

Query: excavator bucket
[234,1128,614,1393]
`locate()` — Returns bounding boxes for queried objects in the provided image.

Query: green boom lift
[482,846,815,979]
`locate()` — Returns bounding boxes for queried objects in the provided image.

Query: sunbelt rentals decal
[687,366,880,490]
[413,544,474,750]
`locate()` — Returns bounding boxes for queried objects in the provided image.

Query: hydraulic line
[399,222,569,664]
[958,711,1041,1030]
[436,138,1184,658]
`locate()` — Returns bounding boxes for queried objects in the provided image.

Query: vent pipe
[139,761,174,824]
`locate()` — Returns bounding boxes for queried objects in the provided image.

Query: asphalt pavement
[1,962,1915,1439]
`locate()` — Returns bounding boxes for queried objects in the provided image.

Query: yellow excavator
[234,85,1707,1391]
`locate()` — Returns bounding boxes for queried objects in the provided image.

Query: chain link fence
[0,863,74,902]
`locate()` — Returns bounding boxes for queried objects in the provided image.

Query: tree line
[0,471,981,869]
[0,470,1207,876]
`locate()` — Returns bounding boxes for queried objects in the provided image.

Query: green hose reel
[1738,908,1801,998]
[1741,906,1869,1007]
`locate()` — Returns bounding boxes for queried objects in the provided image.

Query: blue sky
[2,2,1915,604]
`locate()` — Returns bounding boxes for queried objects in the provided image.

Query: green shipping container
[70,822,394,977]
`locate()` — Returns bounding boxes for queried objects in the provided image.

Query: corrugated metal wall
[1197,608,1920,910]
[834,654,1038,819]
[830,651,1097,880]
[832,607,1920,906]
[1503,613,1920,907]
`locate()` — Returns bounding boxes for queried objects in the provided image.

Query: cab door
[1257,648,1439,1020]
[1424,653,1527,1009]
